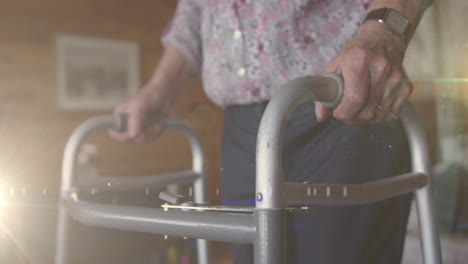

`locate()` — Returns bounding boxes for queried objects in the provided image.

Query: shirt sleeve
[161,0,202,76]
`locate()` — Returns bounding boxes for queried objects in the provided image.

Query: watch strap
[364,7,411,45]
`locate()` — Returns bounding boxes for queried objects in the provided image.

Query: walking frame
[55,74,443,264]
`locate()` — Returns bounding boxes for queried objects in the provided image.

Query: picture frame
[56,35,140,110]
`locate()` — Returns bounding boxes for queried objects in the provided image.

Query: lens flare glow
[0,185,6,218]
[432,78,468,83]
[0,185,6,204]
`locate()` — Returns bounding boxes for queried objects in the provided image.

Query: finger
[370,70,408,122]
[315,102,333,121]
[132,134,147,145]
[144,126,165,142]
[146,125,164,138]
[381,72,404,107]
[378,76,407,122]
[357,78,382,122]
[108,129,131,143]
[132,126,164,145]
[127,108,145,140]
[390,79,412,116]
[378,83,398,117]
[384,111,399,122]
[333,63,370,122]
[358,57,391,121]
[376,73,412,122]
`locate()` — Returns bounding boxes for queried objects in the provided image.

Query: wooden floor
[402,206,468,264]
[212,243,232,264]
[215,235,468,264]
[403,233,468,264]
[213,226,468,264]
[3,199,467,264]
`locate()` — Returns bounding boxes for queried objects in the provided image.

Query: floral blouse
[162,0,371,106]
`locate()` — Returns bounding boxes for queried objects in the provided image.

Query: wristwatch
[364,7,411,45]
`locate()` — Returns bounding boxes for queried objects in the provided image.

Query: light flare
[0,184,6,208]
[432,78,468,83]
[0,184,6,220]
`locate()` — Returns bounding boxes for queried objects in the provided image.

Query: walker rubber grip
[321,73,344,109]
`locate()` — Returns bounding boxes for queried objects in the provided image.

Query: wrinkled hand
[109,87,171,145]
[316,21,413,123]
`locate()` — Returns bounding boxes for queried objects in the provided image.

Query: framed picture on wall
[56,35,140,110]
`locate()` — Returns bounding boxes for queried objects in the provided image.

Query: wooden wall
[0,0,224,198]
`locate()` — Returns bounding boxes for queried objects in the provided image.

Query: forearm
[142,44,191,104]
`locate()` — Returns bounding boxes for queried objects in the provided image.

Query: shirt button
[238,67,246,76]
[233,30,242,40]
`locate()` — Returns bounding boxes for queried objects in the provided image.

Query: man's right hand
[109,87,171,145]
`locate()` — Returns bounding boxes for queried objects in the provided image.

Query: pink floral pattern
[162,0,371,106]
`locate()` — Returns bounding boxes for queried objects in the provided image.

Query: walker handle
[302,73,344,109]
[113,113,168,133]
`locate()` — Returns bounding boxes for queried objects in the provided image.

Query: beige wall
[0,0,224,198]
[403,1,467,163]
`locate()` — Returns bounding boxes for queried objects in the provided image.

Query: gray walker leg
[54,207,72,263]
[254,74,442,264]
[55,74,441,264]
[55,117,210,264]
[254,210,285,264]
[402,107,443,264]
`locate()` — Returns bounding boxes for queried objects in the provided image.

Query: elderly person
[111,0,433,263]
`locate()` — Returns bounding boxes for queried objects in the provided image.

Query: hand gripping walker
[55,74,442,264]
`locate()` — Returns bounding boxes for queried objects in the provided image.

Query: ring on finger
[386,111,399,120]
[375,105,389,118]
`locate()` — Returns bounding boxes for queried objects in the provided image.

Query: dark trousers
[220,102,412,264]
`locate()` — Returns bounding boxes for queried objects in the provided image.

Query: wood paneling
[0,0,224,200]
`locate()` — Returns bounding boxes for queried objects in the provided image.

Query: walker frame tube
[56,74,442,264]
[402,106,443,264]
[55,118,210,264]
[284,172,427,206]
[64,198,256,244]
[255,74,442,264]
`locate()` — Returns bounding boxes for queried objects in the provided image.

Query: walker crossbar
[63,197,256,244]
[55,73,442,264]
[72,170,198,193]
[284,172,427,206]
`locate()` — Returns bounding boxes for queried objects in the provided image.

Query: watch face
[385,9,409,35]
